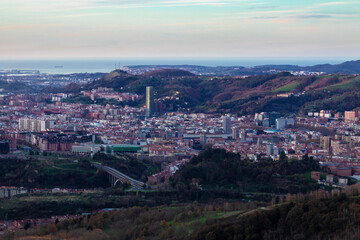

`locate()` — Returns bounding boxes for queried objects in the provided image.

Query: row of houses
[0,187,27,198]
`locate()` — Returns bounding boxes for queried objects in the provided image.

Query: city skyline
[1,0,360,59]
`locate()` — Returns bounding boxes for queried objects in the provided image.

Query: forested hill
[0,80,34,92]
[12,189,360,240]
[141,69,195,77]
[54,69,360,115]
[171,149,320,194]
[191,195,360,240]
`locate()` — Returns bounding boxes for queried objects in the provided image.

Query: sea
[0,58,355,75]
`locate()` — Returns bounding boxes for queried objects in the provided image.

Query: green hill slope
[61,70,360,114]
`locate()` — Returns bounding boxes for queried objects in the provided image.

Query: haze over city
[1,0,360,59]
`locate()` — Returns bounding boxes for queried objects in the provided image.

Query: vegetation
[0,157,108,188]
[0,80,33,92]
[0,149,356,239]
[2,201,265,240]
[6,184,360,240]
[63,70,360,115]
[0,188,269,221]
[92,153,160,182]
[0,153,159,188]
[192,194,360,240]
[272,81,299,92]
[171,149,321,194]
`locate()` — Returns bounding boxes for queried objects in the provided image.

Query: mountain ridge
[124,59,360,76]
[66,71,360,115]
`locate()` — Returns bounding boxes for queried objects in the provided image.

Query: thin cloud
[317,1,360,7]
[295,14,333,19]
[247,5,277,10]
[37,0,239,9]
[0,24,62,31]
[251,16,278,19]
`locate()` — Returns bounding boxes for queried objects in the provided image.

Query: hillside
[124,60,360,76]
[42,82,82,93]
[8,193,360,240]
[85,70,138,91]
[79,70,360,115]
[171,149,321,194]
[141,69,195,78]
[0,154,156,188]
[191,195,360,240]
[0,80,34,92]
[0,157,108,188]
[307,60,360,74]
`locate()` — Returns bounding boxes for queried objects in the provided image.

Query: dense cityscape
[2,0,360,238]
[0,68,360,237]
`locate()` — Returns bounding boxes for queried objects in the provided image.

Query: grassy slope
[329,76,360,90]
[272,81,300,92]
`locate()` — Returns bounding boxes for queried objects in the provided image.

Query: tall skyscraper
[146,86,154,118]
[222,116,231,134]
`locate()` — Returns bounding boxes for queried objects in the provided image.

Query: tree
[206,232,216,240]
[279,151,288,161]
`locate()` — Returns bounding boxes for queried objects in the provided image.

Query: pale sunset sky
[0,0,359,59]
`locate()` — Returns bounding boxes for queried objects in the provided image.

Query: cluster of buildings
[19,118,55,132]
[83,87,141,102]
[1,92,359,165]
[308,110,334,119]
[50,93,71,102]
[310,171,348,186]
[254,112,294,129]
[3,86,360,186]
[0,71,105,89]
[290,71,325,76]
[0,187,27,198]
[147,159,189,184]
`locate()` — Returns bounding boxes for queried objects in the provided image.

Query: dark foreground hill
[191,195,360,240]
[7,193,360,240]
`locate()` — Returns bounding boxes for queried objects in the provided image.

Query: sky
[0,0,359,59]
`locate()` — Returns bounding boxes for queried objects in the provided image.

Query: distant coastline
[0,58,356,75]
